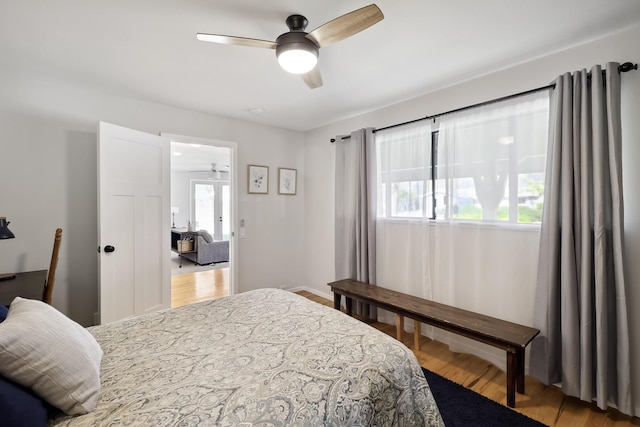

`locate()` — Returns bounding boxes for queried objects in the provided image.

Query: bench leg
[346,297,353,316]
[506,350,516,408]
[516,347,525,394]
[414,320,421,350]
[333,292,341,310]
[396,315,404,341]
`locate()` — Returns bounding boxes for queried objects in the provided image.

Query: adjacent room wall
[303,24,640,414]
[0,66,305,325]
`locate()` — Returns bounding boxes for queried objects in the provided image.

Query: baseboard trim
[288,286,334,302]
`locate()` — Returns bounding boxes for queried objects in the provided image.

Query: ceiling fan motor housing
[275,31,319,74]
[277,14,319,59]
[276,32,319,55]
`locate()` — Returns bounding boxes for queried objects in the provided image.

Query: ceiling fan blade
[302,66,323,89]
[196,33,276,49]
[306,4,383,48]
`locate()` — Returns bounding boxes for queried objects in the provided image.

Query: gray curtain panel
[530,63,633,415]
[334,128,377,319]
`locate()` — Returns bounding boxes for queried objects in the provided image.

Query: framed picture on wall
[278,167,297,195]
[247,165,269,194]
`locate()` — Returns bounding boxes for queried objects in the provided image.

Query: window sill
[377,217,541,232]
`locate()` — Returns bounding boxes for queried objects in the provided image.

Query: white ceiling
[170,140,230,172]
[1,0,640,133]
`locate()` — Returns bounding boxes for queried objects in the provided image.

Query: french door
[192,180,230,241]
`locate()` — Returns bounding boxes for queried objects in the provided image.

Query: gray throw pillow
[0,297,103,415]
[199,230,214,243]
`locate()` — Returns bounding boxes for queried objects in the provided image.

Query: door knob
[104,245,115,253]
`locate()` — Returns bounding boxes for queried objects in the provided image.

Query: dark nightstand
[0,270,48,306]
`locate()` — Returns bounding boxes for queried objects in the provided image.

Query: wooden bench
[328,279,540,408]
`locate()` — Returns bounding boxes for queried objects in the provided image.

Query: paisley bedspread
[50,289,444,426]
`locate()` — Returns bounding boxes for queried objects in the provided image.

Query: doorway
[165,134,237,307]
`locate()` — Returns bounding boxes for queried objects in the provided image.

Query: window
[377,90,550,224]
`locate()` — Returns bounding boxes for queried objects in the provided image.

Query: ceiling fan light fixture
[277,49,317,74]
[275,32,318,74]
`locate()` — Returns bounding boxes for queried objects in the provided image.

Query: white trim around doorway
[162,133,238,297]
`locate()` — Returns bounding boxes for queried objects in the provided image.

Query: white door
[98,122,170,324]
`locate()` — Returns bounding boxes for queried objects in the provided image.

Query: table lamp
[0,217,16,281]
[171,207,179,228]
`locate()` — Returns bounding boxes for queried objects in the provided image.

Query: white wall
[0,66,305,326]
[303,24,640,414]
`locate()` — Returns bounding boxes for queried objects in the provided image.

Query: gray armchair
[181,231,229,265]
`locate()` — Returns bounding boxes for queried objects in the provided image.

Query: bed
[2,289,444,426]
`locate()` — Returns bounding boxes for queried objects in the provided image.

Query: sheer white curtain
[376,121,435,301]
[375,91,550,370]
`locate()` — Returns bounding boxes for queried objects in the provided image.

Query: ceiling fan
[188,163,230,180]
[196,4,384,89]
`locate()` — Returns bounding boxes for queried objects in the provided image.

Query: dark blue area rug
[422,368,548,427]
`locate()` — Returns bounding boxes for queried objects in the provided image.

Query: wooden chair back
[43,228,62,305]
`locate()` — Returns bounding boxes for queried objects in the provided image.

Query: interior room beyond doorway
[170,139,233,305]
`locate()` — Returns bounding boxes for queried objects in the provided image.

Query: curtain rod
[330,61,638,143]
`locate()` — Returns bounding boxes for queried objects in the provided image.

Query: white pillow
[0,297,102,415]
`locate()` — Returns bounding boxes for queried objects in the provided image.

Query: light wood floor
[170,278,639,427]
[298,290,640,427]
[171,268,229,308]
